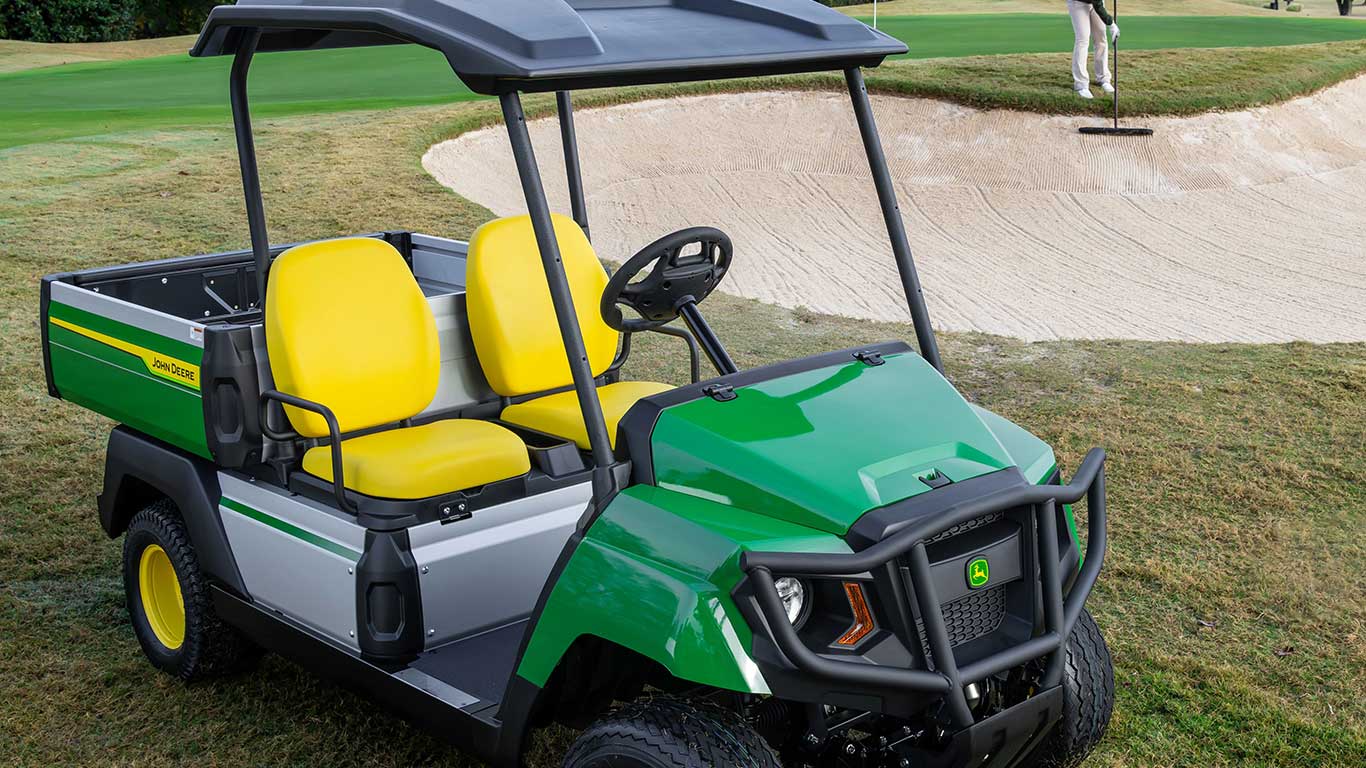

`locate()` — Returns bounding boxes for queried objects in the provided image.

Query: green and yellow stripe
[48,301,202,391]
[46,300,210,456]
[49,315,201,391]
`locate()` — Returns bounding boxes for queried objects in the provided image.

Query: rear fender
[99,426,248,596]
[516,485,849,694]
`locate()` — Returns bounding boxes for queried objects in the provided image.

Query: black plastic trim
[201,324,263,468]
[39,274,65,398]
[911,685,1063,768]
[472,54,892,96]
[355,528,424,664]
[847,468,1026,550]
[99,426,248,597]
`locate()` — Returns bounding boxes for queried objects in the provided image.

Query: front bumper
[737,448,1108,729]
[917,686,1064,768]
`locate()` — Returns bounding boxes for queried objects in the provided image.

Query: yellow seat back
[265,238,439,438]
[466,215,618,397]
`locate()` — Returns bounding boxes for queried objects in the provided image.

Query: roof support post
[556,91,590,240]
[230,30,271,306]
[844,68,943,374]
[500,92,615,473]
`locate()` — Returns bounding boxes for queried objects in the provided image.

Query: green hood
[649,351,1049,535]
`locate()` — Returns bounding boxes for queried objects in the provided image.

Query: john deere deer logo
[967,557,990,589]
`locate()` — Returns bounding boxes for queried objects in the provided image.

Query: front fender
[516,485,849,693]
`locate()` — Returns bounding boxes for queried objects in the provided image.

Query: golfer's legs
[1090,9,1111,86]
[1068,1,1092,90]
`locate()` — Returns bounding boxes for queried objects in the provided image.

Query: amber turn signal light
[835,582,875,646]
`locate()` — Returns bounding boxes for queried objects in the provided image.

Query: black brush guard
[739,449,1107,731]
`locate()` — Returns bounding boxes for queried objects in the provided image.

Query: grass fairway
[842,0,1362,18]
[873,14,1366,58]
[1,92,1364,766]
[0,35,197,73]
[6,14,1366,147]
[0,43,479,148]
[860,41,1366,114]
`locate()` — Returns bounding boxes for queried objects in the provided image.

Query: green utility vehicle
[39,2,1113,766]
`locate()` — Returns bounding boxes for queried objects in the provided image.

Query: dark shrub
[0,0,137,43]
[0,0,233,41]
[134,0,229,39]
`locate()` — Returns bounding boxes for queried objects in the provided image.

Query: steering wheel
[600,227,732,333]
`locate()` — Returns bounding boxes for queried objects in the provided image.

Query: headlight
[774,577,806,624]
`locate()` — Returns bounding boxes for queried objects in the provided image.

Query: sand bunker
[424,78,1366,343]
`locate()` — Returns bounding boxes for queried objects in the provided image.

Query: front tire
[563,696,782,768]
[123,499,259,679]
[1022,609,1115,767]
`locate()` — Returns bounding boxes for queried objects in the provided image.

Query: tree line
[1,0,230,43]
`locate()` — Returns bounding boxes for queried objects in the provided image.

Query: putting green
[4,14,1366,148]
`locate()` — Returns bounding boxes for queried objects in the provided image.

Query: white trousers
[1068,1,1111,91]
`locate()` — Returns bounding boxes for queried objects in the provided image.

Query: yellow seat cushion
[302,420,530,500]
[466,214,620,397]
[266,237,439,437]
[501,380,674,451]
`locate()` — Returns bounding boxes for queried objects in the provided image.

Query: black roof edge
[470,53,895,96]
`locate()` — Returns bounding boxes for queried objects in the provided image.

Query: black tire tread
[563,696,782,768]
[123,499,259,679]
[1025,609,1115,768]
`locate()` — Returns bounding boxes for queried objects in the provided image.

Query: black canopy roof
[191,0,906,94]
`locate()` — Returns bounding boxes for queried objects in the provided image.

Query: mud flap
[917,686,1063,768]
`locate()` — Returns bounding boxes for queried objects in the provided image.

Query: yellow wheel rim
[138,544,185,650]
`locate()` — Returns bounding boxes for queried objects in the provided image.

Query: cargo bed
[41,232,486,463]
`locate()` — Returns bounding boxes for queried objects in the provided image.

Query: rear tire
[1021,609,1114,767]
[563,696,782,768]
[123,499,259,679]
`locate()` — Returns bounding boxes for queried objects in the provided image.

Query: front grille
[942,586,1007,642]
[916,586,1007,657]
[911,512,1011,668]
[925,511,1003,544]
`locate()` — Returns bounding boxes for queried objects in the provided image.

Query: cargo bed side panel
[45,281,210,458]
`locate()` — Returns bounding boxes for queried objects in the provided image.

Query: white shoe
[1100,82,1115,94]
[1076,88,1094,100]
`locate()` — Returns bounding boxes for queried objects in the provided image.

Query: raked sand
[424,78,1366,343]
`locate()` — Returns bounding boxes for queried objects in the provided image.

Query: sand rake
[1080,0,1153,137]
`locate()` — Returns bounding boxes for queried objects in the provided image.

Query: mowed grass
[1,93,1363,766]
[0,43,481,148]
[7,14,1366,147]
[0,35,197,73]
